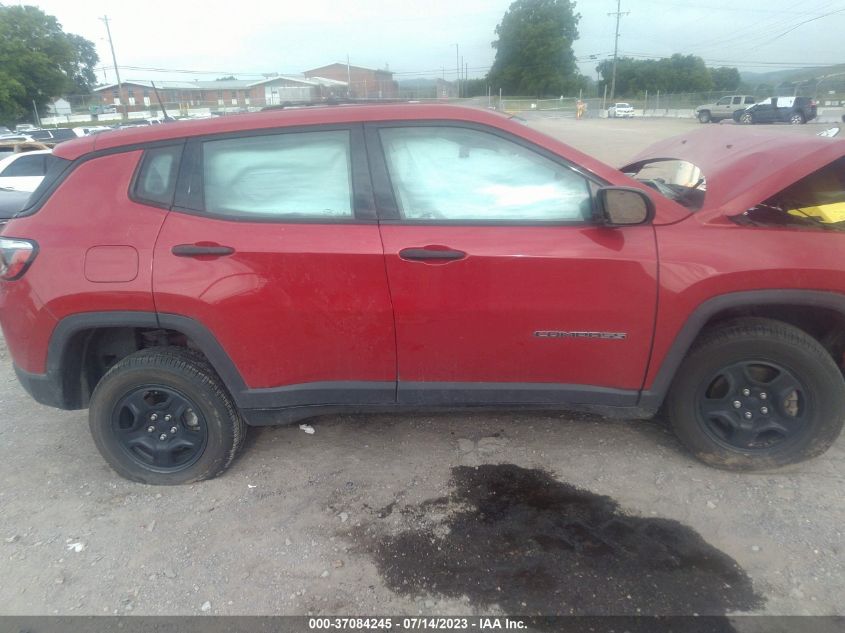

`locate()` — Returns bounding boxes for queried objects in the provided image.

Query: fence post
[644,90,648,116]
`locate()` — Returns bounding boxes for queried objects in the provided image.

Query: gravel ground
[0,116,843,620]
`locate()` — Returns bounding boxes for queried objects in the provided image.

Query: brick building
[304,63,398,99]
[93,76,347,112]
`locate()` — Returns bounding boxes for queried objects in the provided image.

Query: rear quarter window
[133,145,183,207]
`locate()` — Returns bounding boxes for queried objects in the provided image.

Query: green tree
[487,0,584,97]
[0,5,99,124]
[216,75,237,81]
[597,55,729,96]
[710,67,741,91]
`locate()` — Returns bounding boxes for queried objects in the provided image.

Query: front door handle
[171,244,235,257]
[399,247,467,262]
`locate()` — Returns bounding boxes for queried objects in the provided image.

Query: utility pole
[346,54,352,98]
[455,44,460,99]
[608,0,629,102]
[100,15,126,119]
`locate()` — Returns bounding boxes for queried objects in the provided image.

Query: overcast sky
[26,0,845,86]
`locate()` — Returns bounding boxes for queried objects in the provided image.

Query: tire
[790,112,806,124]
[739,112,753,124]
[89,347,246,484]
[698,110,711,124]
[665,318,845,471]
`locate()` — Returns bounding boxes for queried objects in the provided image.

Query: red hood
[624,126,845,219]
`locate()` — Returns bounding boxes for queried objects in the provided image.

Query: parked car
[608,102,634,118]
[2,106,845,484]
[27,128,79,146]
[695,95,756,123]
[733,96,817,125]
[0,149,52,192]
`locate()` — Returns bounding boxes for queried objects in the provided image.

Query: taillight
[0,237,38,280]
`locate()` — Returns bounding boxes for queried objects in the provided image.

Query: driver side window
[378,126,593,222]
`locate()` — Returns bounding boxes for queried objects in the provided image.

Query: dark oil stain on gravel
[366,464,763,621]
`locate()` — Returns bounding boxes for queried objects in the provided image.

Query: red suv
[2,105,844,484]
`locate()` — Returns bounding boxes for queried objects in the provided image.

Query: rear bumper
[13,364,69,409]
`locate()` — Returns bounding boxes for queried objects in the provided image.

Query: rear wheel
[790,112,806,124]
[89,348,246,484]
[665,318,845,470]
[698,110,711,124]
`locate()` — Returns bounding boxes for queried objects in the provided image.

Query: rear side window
[732,97,742,105]
[1,154,46,177]
[201,130,353,219]
[744,96,755,104]
[134,145,183,207]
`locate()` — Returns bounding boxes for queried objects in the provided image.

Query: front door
[153,126,396,409]
[367,123,658,407]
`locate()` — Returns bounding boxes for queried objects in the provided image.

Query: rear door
[754,99,778,123]
[152,125,396,409]
[367,122,658,407]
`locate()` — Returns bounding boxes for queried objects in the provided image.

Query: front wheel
[89,348,246,484]
[698,110,711,124]
[665,318,845,470]
[739,112,753,124]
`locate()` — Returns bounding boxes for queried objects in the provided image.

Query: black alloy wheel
[666,318,845,470]
[112,386,208,471]
[696,360,806,451]
[89,347,245,484]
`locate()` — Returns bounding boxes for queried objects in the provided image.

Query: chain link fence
[35,88,845,127]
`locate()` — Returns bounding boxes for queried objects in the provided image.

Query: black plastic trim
[398,381,638,407]
[171,244,234,257]
[239,381,396,410]
[398,248,466,261]
[639,289,845,410]
[240,402,655,426]
[14,364,67,409]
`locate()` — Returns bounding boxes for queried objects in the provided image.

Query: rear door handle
[171,244,235,257]
[399,247,467,262]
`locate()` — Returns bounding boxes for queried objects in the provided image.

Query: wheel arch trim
[44,311,250,406]
[639,289,845,409]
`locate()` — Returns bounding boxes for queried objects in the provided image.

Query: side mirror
[595,187,655,226]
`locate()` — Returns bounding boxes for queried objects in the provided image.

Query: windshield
[623,159,706,210]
